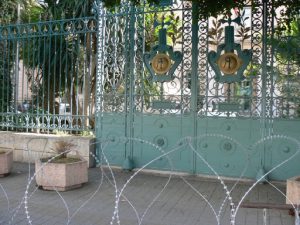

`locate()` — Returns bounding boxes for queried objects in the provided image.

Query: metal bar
[59,28,63,130]
[269,0,275,135]
[42,32,46,131]
[4,39,9,116]
[47,28,52,133]
[70,29,75,130]
[64,31,69,128]
[30,34,35,119]
[75,33,80,121]
[0,40,5,115]
[36,27,41,127]
[260,0,268,175]
[21,35,28,131]
[95,2,106,157]
[191,2,199,174]
[83,27,87,118]
[53,31,57,123]
[12,37,17,114]
[127,5,136,160]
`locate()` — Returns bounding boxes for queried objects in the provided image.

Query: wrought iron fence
[0,16,97,133]
[96,1,300,120]
[1,0,300,135]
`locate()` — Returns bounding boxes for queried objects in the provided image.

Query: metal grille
[0,0,299,179]
[96,0,300,180]
[96,1,300,120]
[0,16,97,132]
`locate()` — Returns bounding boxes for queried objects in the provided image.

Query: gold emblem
[151,53,171,75]
[217,52,243,75]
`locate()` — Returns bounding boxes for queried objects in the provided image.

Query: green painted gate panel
[100,113,194,173]
[95,1,300,181]
[195,118,257,178]
[100,114,300,180]
[263,121,300,180]
[195,119,300,180]
[100,113,127,166]
[132,115,193,172]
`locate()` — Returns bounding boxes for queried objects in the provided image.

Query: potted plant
[0,148,13,177]
[35,140,88,191]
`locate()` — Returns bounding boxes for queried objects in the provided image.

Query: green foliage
[193,0,245,18]
[0,60,12,113]
[22,33,80,112]
[0,1,23,118]
[0,0,44,24]
[0,0,44,118]
[0,0,20,24]
[101,0,300,24]
[208,18,224,46]
[43,0,94,19]
[272,18,300,117]
[273,19,300,80]
[273,1,300,31]
[244,63,261,78]
[0,42,13,117]
[101,0,245,18]
[101,0,159,9]
[235,10,251,46]
[80,130,95,137]
[20,1,97,117]
[274,19,300,66]
[101,0,244,17]
[209,10,251,47]
[145,10,182,50]
[164,11,183,47]
[21,3,44,23]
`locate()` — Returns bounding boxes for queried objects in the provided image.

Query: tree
[101,0,300,23]
[0,0,24,122]
[17,0,97,130]
[44,0,96,128]
[0,42,13,114]
[0,0,20,24]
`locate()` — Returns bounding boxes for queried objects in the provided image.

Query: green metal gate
[95,0,300,180]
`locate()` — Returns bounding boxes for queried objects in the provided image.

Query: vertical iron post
[261,0,268,135]
[257,0,268,181]
[95,1,105,158]
[191,2,199,174]
[14,3,21,112]
[124,5,136,169]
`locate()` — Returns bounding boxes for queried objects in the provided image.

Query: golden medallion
[151,53,172,75]
[217,52,243,75]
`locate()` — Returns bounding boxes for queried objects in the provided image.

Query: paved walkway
[0,163,296,225]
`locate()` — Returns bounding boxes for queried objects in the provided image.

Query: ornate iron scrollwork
[143,20,183,82]
[208,17,252,83]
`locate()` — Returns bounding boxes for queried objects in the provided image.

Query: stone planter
[0,149,13,177]
[35,157,88,191]
[286,176,300,205]
[0,131,96,168]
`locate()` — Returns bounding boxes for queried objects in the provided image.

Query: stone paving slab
[0,163,296,225]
